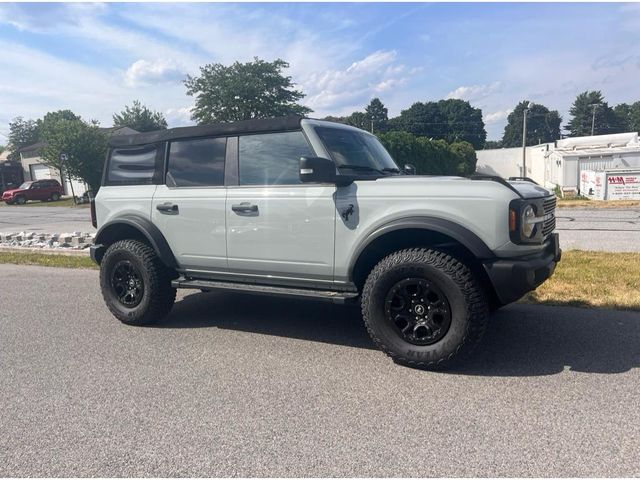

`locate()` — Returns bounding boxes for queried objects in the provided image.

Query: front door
[226,131,336,284]
[152,136,229,271]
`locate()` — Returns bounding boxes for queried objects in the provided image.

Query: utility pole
[522,102,532,177]
[371,119,374,134]
[589,103,600,136]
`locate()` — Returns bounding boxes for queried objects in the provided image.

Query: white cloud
[124,59,186,87]
[446,82,501,101]
[484,110,512,125]
[165,106,194,126]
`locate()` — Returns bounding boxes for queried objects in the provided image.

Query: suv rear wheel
[50,192,61,201]
[99,239,176,325]
[361,248,488,369]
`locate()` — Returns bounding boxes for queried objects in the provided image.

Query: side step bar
[172,277,360,304]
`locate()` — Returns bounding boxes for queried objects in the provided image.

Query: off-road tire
[15,195,26,205]
[100,239,176,326]
[361,248,489,369]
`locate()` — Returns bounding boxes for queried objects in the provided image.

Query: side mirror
[404,164,416,175]
[300,157,336,184]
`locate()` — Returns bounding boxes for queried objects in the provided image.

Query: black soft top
[108,115,304,148]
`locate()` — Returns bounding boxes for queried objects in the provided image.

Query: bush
[377,131,477,176]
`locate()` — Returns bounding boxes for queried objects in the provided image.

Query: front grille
[541,196,556,237]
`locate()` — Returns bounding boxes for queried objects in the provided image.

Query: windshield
[18,182,33,189]
[315,126,399,173]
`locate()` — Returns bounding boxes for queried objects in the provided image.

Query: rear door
[152,136,229,271]
[225,131,336,284]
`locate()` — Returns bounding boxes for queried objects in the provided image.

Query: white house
[19,126,138,197]
[476,132,640,192]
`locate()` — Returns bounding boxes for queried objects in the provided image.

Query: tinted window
[167,137,226,187]
[315,127,399,171]
[239,131,313,186]
[107,145,158,184]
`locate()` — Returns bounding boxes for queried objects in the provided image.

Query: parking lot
[1,264,639,477]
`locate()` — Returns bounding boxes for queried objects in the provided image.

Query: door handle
[231,202,258,214]
[156,203,179,215]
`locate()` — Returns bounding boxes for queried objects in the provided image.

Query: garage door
[30,164,52,180]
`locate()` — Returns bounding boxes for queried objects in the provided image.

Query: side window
[239,131,313,186]
[107,145,159,185]
[167,137,226,187]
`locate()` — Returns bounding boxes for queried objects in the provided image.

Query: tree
[566,91,623,137]
[345,111,369,130]
[7,117,40,161]
[113,100,167,132]
[365,98,388,133]
[377,131,477,176]
[501,101,562,147]
[613,102,640,133]
[185,57,312,124]
[484,140,503,149]
[39,111,108,193]
[388,99,486,149]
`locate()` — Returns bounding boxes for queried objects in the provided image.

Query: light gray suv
[90,116,560,369]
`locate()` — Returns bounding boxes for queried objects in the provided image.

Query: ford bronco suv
[91,116,560,369]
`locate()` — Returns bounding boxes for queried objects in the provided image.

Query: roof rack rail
[468,174,523,198]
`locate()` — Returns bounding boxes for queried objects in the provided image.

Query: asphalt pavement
[0,204,94,234]
[556,207,640,252]
[1,265,639,476]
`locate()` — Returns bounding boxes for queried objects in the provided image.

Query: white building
[19,126,138,197]
[476,132,640,192]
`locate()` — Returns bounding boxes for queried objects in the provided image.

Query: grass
[520,250,640,311]
[0,198,89,208]
[0,249,638,311]
[557,198,640,209]
[0,251,96,269]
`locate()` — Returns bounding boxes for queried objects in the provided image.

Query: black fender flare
[349,216,495,281]
[94,215,178,269]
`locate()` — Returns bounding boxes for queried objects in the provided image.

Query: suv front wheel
[99,239,176,325]
[361,248,489,369]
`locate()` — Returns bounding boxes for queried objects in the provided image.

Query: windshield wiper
[338,165,386,175]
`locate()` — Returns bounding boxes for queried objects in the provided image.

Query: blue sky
[1,2,639,141]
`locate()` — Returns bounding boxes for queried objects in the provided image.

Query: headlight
[521,205,536,238]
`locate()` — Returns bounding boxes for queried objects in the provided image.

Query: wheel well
[351,228,500,307]
[96,223,150,249]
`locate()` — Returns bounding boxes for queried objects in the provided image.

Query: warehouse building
[476,132,640,193]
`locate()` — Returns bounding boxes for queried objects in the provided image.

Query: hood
[2,188,24,196]
[506,180,552,199]
[371,175,553,199]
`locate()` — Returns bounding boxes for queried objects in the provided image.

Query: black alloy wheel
[384,278,452,345]
[110,260,144,307]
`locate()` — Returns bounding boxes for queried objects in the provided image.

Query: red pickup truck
[2,179,64,205]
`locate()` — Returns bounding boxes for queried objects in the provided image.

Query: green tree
[484,140,503,149]
[7,117,40,161]
[185,57,312,124]
[39,112,108,193]
[613,102,640,133]
[377,131,477,176]
[345,111,369,130]
[501,101,562,147]
[365,98,388,133]
[436,99,486,148]
[113,100,167,132]
[566,91,623,137]
[388,99,486,149]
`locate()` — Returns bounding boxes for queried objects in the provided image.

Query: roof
[18,141,47,153]
[98,126,139,136]
[108,116,304,148]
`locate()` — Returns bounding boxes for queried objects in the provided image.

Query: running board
[172,277,360,304]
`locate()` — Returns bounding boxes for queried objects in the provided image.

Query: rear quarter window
[106,144,162,185]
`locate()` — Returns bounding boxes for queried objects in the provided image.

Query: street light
[522,101,533,177]
[589,103,601,136]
